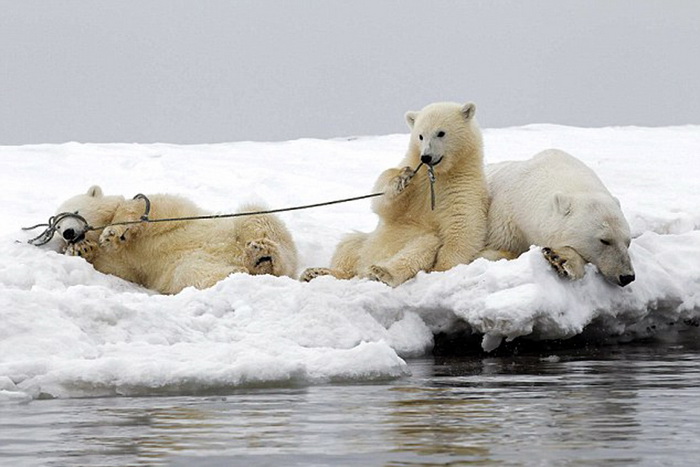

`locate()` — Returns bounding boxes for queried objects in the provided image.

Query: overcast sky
[1,0,698,144]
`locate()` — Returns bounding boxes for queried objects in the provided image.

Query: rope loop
[22,212,90,246]
[133,193,151,221]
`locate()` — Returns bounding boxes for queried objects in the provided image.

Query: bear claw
[542,246,586,280]
[65,239,98,260]
[367,265,395,286]
[99,226,130,250]
[299,267,332,282]
[392,166,415,195]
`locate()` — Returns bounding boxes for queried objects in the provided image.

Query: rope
[88,191,388,231]
[22,212,89,246]
[22,161,437,245]
[427,164,436,210]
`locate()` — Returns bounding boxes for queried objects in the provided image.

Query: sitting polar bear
[483,149,635,286]
[54,186,298,294]
[301,101,489,286]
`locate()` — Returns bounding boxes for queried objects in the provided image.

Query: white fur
[484,149,635,286]
[55,186,298,294]
[301,101,488,286]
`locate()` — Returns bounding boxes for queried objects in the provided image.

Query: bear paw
[246,238,278,275]
[299,267,333,282]
[542,247,586,280]
[65,239,98,261]
[367,265,396,287]
[391,166,415,196]
[99,226,131,251]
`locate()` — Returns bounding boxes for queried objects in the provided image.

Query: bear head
[404,101,483,174]
[54,185,124,246]
[553,192,635,286]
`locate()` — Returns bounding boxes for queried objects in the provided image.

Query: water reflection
[2,336,700,466]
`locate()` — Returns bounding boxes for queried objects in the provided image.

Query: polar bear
[53,186,298,294]
[483,149,635,286]
[301,101,489,286]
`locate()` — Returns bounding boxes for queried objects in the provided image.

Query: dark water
[3,332,700,466]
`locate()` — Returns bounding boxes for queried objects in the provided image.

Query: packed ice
[1,125,699,400]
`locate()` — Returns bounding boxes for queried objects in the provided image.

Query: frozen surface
[1,125,699,400]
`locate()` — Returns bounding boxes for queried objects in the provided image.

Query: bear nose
[619,274,635,287]
[62,228,85,244]
[421,154,432,164]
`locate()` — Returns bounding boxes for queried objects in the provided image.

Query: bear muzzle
[62,228,86,244]
[420,154,443,166]
[618,274,635,287]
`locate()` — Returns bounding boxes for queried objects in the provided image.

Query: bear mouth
[69,232,86,244]
[428,156,443,167]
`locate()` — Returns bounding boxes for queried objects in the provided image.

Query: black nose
[619,274,635,287]
[421,155,432,164]
[63,228,76,241]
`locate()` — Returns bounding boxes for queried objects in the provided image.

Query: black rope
[22,161,437,245]
[87,191,387,231]
[22,212,89,246]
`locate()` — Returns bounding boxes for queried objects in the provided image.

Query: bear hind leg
[367,233,440,287]
[160,255,247,294]
[299,232,368,282]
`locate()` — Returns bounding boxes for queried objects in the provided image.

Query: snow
[1,125,699,401]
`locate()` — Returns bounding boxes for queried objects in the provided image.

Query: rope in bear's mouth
[22,162,438,246]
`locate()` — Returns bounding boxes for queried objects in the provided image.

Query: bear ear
[405,111,418,129]
[613,196,621,207]
[87,185,103,198]
[462,102,476,121]
[553,193,572,216]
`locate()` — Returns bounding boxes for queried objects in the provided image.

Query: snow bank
[1,125,699,400]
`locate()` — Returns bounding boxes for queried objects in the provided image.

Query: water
[3,332,700,466]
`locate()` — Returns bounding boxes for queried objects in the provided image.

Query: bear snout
[62,228,85,244]
[421,154,443,166]
[619,274,635,287]
[62,228,76,241]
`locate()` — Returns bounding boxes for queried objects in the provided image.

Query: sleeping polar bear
[483,149,635,287]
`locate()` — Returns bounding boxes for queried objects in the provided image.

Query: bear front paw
[99,226,130,250]
[391,166,415,196]
[246,238,278,275]
[367,265,396,287]
[542,247,586,280]
[299,267,333,282]
[65,239,98,261]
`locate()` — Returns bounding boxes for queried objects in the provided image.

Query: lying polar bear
[53,186,298,294]
[483,149,635,287]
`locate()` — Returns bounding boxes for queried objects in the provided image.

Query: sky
[1,0,699,144]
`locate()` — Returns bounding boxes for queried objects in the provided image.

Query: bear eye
[437,131,445,138]
[600,239,611,246]
[419,135,423,141]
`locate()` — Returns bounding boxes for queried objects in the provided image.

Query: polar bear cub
[483,149,635,286]
[54,186,298,294]
[301,101,489,286]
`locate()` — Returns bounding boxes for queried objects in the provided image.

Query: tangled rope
[22,212,91,246]
[23,161,437,246]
